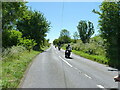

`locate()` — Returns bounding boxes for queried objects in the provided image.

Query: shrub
[71,36,106,56]
[2,30,22,48]
[18,38,37,51]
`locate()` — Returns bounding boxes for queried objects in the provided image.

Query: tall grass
[2,46,40,88]
[2,46,26,61]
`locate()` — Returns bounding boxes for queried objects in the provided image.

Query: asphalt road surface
[21,44,119,89]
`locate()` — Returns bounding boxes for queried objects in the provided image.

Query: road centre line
[59,56,93,80]
[73,67,82,73]
[97,85,105,89]
[73,67,79,70]
[84,74,92,79]
[57,50,107,89]
[59,56,73,67]
[58,55,83,73]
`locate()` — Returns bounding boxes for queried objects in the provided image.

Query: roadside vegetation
[2,46,39,88]
[62,36,108,65]
[53,1,120,70]
[2,2,51,88]
[2,0,120,88]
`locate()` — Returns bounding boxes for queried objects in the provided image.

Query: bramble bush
[71,36,106,56]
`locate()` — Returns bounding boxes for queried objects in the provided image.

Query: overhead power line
[61,1,64,29]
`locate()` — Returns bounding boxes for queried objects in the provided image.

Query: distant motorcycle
[58,46,61,51]
[65,50,71,58]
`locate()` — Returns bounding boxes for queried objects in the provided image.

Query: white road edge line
[97,85,105,88]
[84,74,92,79]
[59,56,73,67]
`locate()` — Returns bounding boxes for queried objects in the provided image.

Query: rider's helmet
[68,43,70,47]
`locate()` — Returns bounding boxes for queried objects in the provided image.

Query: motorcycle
[58,46,61,51]
[55,46,56,48]
[65,50,71,58]
[114,74,120,82]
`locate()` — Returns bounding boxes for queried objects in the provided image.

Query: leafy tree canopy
[2,2,27,30]
[77,20,94,43]
[93,0,120,69]
[59,29,71,44]
[17,10,51,49]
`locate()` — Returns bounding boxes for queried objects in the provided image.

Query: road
[20,44,119,89]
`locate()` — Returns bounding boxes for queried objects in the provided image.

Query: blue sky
[26,2,101,43]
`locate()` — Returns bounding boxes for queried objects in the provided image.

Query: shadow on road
[65,57,73,59]
[43,50,47,52]
[108,69,119,71]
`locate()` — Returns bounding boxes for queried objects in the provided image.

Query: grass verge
[72,50,108,64]
[2,46,49,88]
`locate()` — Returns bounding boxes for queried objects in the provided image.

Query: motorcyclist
[58,43,61,51]
[55,45,56,48]
[66,43,72,52]
[65,44,72,57]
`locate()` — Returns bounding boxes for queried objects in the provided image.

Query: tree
[53,39,60,45]
[77,20,94,43]
[73,31,79,43]
[93,1,120,69]
[17,10,50,50]
[2,2,27,30]
[2,2,37,50]
[59,29,71,44]
[43,39,50,47]
[2,2,50,50]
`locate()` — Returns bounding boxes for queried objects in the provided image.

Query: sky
[26,2,101,43]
